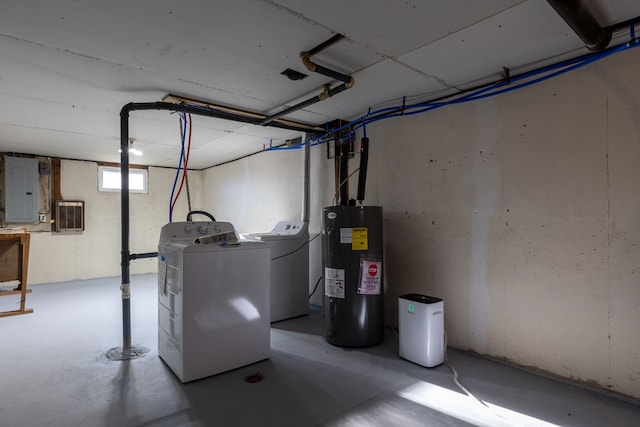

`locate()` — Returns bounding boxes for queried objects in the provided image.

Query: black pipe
[119,100,325,352]
[306,33,345,56]
[546,0,611,51]
[129,252,158,260]
[258,33,355,127]
[122,102,322,134]
[356,137,369,202]
[260,94,326,126]
[604,16,640,34]
[311,63,354,85]
[257,34,354,127]
[120,109,132,350]
[338,139,349,206]
[260,83,350,126]
[300,53,355,86]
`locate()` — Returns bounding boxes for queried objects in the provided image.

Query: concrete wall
[27,160,200,284]
[361,48,639,398]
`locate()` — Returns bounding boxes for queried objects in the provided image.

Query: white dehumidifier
[398,294,444,367]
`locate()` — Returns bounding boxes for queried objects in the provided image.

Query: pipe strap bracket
[120,283,131,300]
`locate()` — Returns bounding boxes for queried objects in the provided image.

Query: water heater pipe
[356,137,369,203]
[338,139,349,206]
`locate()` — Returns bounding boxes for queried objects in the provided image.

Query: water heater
[323,205,384,347]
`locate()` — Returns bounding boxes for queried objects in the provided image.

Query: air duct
[546,0,611,51]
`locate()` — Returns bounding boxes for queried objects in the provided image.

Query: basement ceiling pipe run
[546,0,611,51]
[260,34,355,126]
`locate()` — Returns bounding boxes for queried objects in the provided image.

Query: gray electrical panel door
[5,156,38,223]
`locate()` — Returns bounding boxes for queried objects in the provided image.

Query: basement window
[98,166,148,193]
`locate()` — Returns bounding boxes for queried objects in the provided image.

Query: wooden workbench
[0,229,33,317]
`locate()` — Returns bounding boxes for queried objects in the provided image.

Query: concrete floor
[1,274,638,427]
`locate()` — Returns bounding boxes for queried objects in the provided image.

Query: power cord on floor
[444,332,515,425]
[444,332,478,401]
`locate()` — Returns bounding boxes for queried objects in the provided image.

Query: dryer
[158,221,270,382]
[241,220,309,322]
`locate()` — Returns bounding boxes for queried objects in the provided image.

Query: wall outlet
[39,214,46,223]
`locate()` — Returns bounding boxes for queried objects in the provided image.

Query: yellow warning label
[352,228,368,251]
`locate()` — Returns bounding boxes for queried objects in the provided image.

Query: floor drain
[106,346,149,361]
[245,372,263,383]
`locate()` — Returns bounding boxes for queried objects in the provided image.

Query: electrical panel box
[54,200,85,232]
[4,156,39,223]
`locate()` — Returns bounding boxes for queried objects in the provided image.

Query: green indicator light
[408,303,415,313]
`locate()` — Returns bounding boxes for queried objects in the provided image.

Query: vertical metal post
[110,102,324,361]
[120,108,131,352]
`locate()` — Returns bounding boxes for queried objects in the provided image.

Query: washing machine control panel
[189,224,220,235]
[269,220,306,236]
[159,221,236,245]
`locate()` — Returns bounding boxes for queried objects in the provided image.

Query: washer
[158,221,270,382]
[242,220,309,322]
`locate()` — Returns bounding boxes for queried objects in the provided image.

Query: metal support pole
[120,108,132,352]
[108,101,325,361]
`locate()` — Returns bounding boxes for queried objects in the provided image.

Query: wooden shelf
[0,289,32,297]
[0,229,33,317]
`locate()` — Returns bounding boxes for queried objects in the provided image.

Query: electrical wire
[308,276,323,299]
[271,233,320,261]
[443,332,514,425]
[444,331,480,405]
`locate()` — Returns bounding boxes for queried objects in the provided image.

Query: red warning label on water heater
[359,260,381,295]
[368,263,378,276]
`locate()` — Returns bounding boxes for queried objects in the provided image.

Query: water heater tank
[323,205,384,347]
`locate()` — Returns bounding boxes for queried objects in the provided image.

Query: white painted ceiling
[1,0,639,169]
